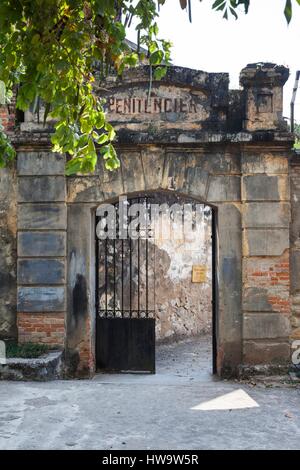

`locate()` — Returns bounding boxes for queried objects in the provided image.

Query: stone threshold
[0,351,63,381]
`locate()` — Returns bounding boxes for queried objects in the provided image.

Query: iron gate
[96,196,156,373]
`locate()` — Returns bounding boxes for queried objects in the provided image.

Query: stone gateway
[0,62,298,378]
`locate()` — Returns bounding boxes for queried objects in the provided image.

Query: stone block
[184,166,209,200]
[244,313,291,340]
[162,152,187,192]
[121,151,145,193]
[241,153,288,175]
[243,286,289,313]
[243,340,290,364]
[17,287,65,312]
[243,202,290,228]
[218,203,242,255]
[243,228,289,256]
[17,152,65,175]
[18,204,67,230]
[207,176,241,202]
[67,176,105,203]
[243,287,272,312]
[203,152,241,175]
[0,168,17,211]
[242,175,289,201]
[217,204,243,348]
[18,231,66,257]
[18,176,66,202]
[18,259,65,285]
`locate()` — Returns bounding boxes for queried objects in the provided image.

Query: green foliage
[0,123,15,168]
[0,0,298,175]
[0,0,171,175]
[284,0,300,23]
[6,342,51,358]
[294,122,300,149]
[208,0,299,21]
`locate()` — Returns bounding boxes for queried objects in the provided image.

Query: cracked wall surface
[0,62,296,378]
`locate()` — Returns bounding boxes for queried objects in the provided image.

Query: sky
[127,0,300,122]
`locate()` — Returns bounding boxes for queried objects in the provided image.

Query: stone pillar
[240,63,289,132]
[241,147,291,365]
[17,152,67,347]
[290,154,300,344]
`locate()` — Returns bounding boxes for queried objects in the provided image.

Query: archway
[66,142,243,379]
[13,64,291,379]
[94,190,218,375]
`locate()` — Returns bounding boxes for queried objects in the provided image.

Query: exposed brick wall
[18,312,65,346]
[0,91,16,132]
[243,252,290,314]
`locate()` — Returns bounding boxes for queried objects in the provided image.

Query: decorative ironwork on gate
[96,195,156,320]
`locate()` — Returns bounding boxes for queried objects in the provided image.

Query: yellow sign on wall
[192,265,207,283]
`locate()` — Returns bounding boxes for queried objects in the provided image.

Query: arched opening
[95,190,218,376]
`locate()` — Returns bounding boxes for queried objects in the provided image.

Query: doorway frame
[93,191,219,375]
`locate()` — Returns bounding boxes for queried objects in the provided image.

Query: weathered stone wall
[66,144,243,376]
[241,149,291,364]
[0,167,17,340]
[0,62,293,378]
[152,206,212,341]
[16,152,67,347]
[290,153,300,344]
[240,64,289,132]
[96,195,212,342]
[0,97,17,341]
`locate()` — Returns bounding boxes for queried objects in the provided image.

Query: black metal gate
[96,196,155,373]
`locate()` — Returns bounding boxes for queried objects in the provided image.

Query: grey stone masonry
[17,152,67,317]
[17,152,65,176]
[18,176,66,202]
[18,259,65,285]
[18,232,66,257]
[7,63,294,378]
[290,153,300,343]
[18,287,65,312]
[241,146,291,366]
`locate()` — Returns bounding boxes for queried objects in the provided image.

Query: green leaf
[97,133,109,145]
[212,0,226,10]
[150,50,164,65]
[154,66,167,80]
[230,6,238,19]
[65,157,83,176]
[80,119,93,134]
[31,33,40,44]
[284,0,292,23]
[105,122,116,141]
[95,112,105,129]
